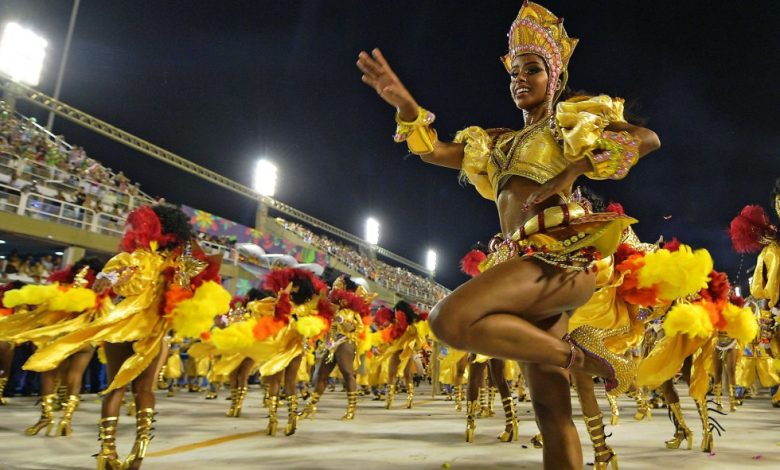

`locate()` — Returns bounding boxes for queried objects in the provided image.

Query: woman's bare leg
[0,342,12,404]
[65,345,95,396]
[335,343,357,393]
[283,355,303,436]
[572,371,615,465]
[314,356,337,395]
[429,258,596,368]
[489,359,517,439]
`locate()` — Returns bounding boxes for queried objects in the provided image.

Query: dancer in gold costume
[358,2,661,467]
[19,205,229,470]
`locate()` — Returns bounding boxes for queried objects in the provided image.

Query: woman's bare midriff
[496,175,567,234]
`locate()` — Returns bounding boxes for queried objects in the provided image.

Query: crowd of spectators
[0,251,63,283]
[277,218,449,303]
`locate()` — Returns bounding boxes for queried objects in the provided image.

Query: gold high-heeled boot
[497,396,518,442]
[262,383,271,408]
[607,393,620,425]
[665,402,693,450]
[234,387,248,417]
[385,384,396,410]
[225,388,238,417]
[632,389,651,421]
[465,400,477,443]
[566,325,635,395]
[284,395,299,436]
[342,391,358,420]
[0,377,8,405]
[530,433,544,448]
[55,395,80,436]
[487,387,497,417]
[583,413,619,470]
[124,408,154,470]
[301,391,321,419]
[157,366,167,390]
[126,396,137,417]
[405,382,414,409]
[517,375,529,402]
[25,394,56,436]
[266,396,279,436]
[55,382,68,411]
[455,384,463,411]
[95,416,122,470]
[728,384,739,412]
[713,383,723,411]
[478,386,489,418]
[695,399,713,453]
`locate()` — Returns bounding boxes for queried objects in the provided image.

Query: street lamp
[253,159,277,197]
[426,249,437,273]
[0,22,47,86]
[365,217,380,245]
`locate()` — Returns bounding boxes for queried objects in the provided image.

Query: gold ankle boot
[0,377,8,405]
[266,396,279,436]
[284,395,299,436]
[728,385,738,412]
[584,413,619,470]
[455,384,463,411]
[302,391,321,419]
[530,433,544,448]
[95,417,122,470]
[225,388,238,417]
[665,402,693,450]
[55,395,80,436]
[342,391,358,420]
[478,386,489,418]
[465,400,477,443]
[607,393,620,426]
[124,408,154,470]
[713,383,723,411]
[25,394,56,436]
[566,325,635,395]
[385,384,395,410]
[497,396,518,442]
[696,399,714,453]
[405,382,414,409]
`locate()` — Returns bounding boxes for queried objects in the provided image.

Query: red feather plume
[230,295,247,309]
[263,267,327,295]
[274,291,292,321]
[460,250,487,278]
[728,292,746,308]
[614,243,641,265]
[373,307,393,328]
[729,205,777,253]
[662,237,681,252]
[607,202,625,215]
[699,270,731,304]
[317,296,336,321]
[329,289,370,317]
[47,265,74,284]
[121,206,178,253]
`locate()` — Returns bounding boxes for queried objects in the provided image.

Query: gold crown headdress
[502,1,578,102]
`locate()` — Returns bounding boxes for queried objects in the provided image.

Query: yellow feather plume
[211,318,258,353]
[3,284,60,308]
[722,303,759,344]
[294,315,327,338]
[663,303,713,338]
[172,281,231,339]
[638,245,713,301]
[48,287,96,312]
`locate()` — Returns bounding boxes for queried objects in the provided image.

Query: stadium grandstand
[0,94,449,306]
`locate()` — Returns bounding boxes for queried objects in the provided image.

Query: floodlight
[426,249,437,273]
[0,22,47,85]
[253,159,277,197]
[365,217,380,245]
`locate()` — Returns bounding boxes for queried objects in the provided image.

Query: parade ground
[1,385,778,469]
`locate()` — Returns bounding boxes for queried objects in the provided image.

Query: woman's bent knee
[429,301,468,350]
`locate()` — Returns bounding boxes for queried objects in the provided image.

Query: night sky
[2,1,778,290]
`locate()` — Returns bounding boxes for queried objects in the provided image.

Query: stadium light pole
[47,0,81,131]
[0,22,48,111]
[365,217,380,246]
[425,249,437,277]
[253,158,277,232]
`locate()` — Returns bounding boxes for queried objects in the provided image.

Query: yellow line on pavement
[147,431,263,457]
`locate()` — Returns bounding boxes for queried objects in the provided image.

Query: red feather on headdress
[230,295,247,309]
[274,291,292,321]
[614,243,641,265]
[460,250,486,278]
[729,205,777,253]
[47,266,74,284]
[263,267,327,295]
[699,270,731,304]
[728,292,746,308]
[373,307,393,328]
[662,237,681,252]
[317,297,336,321]
[329,289,370,317]
[391,310,409,339]
[607,202,625,215]
[121,206,177,253]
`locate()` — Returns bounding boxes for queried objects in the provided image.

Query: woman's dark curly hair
[247,287,273,302]
[393,300,418,324]
[290,275,318,305]
[153,204,192,248]
[577,186,607,213]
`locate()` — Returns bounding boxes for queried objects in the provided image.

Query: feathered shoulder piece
[460,250,487,278]
[329,288,370,317]
[263,267,327,296]
[699,270,731,304]
[729,205,778,253]
[121,206,178,253]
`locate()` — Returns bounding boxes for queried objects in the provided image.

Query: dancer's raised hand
[357,48,418,121]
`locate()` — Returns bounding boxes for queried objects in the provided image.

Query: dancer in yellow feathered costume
[20,205,229,470]
[302,276,375,421]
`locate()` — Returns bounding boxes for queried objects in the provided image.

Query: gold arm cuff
[394,107,437,155]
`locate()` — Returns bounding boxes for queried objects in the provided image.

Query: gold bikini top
[456,95,627,201]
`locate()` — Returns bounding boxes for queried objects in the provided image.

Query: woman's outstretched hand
[357,48,418,121]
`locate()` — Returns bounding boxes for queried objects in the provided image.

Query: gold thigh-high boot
[728,385,739,412]
[55,395,80,436]
[262,383,271,408]
[342,391,358,420]
[385,384,396,410]
[405,381,414,409]
[124,408,154,470]
[517,375,528,402]
[478,386,489,417]
[583,413,619,470]
[607,393,620,425]
[225,387,238,417]
[497,396,518,442]
[301,391,321,419]
[713,383,723,411]
[696,399,714,453]
[266,396,279,436]
[95,417,122,470]
[455,384,463,411]
[55,382,68,410]
[126,394,137,417]
[284,394,299,436]
[665,402,693,450]
[25,394,56,436]
[0,377,8,405]
[632,389,651,421]
[465,400,478,443]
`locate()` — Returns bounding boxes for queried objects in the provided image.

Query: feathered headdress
[502,1,578,101]
[729,205,777,253]
[121,206,178,253]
